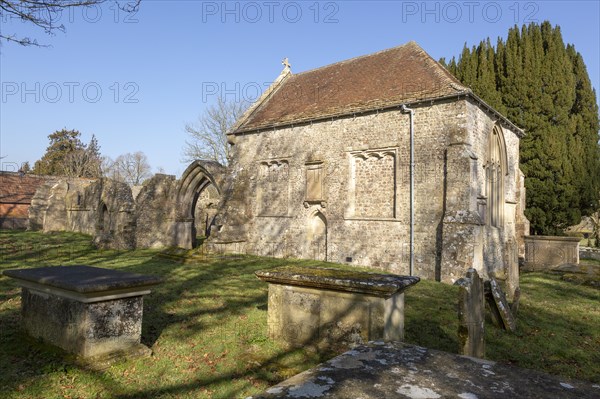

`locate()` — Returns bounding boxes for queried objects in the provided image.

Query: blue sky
[1,0,598,177]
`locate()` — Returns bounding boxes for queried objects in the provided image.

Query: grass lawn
[1,230,599,398]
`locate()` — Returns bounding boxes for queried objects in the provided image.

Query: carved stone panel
[305,162,324,202]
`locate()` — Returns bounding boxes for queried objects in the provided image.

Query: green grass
[1,230,599,399]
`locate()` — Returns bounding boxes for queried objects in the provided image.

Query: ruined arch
[173,160,225,248]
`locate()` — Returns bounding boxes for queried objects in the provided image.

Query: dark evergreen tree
[441,21,600,234]
[33,129,104,178]
[33,129,85,176]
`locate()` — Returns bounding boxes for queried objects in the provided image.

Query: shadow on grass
[0,231,345,398]
[1,231,599,398]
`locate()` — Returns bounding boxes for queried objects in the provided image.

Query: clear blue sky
[1,0,598,177]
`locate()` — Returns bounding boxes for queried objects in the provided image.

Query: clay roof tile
[233,42,469,133]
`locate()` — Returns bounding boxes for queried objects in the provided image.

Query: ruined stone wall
[135,174,177,248]
[28,178,136,249]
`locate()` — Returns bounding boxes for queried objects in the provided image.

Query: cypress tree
[443,21,600,234]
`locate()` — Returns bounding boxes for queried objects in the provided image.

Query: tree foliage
[182,97,248,166]
[104,151,151,186]
[0,0,140,46]
[33,129,103,178]
[443,21,600,235]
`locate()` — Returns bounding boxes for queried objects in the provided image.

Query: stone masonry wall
[28,178,136,249]
[213,98,524,283]
[214,100,457,278]
[135,174,178,249]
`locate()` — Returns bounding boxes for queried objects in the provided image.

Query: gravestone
[456,268,485,357]
[485,278,516,332]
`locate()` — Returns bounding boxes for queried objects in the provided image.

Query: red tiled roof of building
[0,172,48,205]
[232,41,470,133]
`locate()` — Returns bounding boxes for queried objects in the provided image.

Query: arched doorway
[307,212,327,261]
[98,203,110,233]
[174,160,224,249]
[192,185,219,243]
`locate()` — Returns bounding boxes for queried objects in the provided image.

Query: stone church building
[209,41,529,291]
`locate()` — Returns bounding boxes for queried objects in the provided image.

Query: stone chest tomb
[256,266,419,348]
[3,265,162,359]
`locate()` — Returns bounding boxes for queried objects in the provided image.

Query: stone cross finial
[282,57,291,70]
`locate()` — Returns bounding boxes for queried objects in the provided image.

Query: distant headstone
[510,287,521,316]
[456,268,485,358]
[485,278,517,332]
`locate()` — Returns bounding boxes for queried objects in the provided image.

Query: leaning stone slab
[3,265,162,361]
[249,341,600,399]
[255,266,419,348]
[485,278,517,332]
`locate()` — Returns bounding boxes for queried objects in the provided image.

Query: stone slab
[255,266,420,297]
[249,341,600,399]
[456,268,485,357]
[485,278,516,332]
[3,265,162,294]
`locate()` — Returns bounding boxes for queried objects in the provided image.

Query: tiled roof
[232,41,470,133]
[0,172,48,204]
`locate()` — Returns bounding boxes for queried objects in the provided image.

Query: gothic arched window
[485,125,508,227]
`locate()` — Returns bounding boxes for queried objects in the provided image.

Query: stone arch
[173,160,225,249]
[485,124,508,227]
[306,211,327,261]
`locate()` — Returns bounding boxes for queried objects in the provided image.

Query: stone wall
[135,174,177,248]
[27,167,224,250]
[580,247,600,261]
[524,235,580,271]
[29,178,137,249]
[211,97,527,286]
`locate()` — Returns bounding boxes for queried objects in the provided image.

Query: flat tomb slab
[3,265,163,300]
[255,266,420,297]
[255,267,419,348]
[3,266,162,359]
[250,341,600,399]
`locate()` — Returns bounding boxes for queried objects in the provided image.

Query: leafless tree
[182,97,248,166]
[59,148,101,178]
[0,0,140,46]
[104,151,151,186]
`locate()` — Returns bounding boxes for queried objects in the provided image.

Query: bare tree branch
[104,151,151,186]
[0,0,141,46]
[182,97,248,166]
